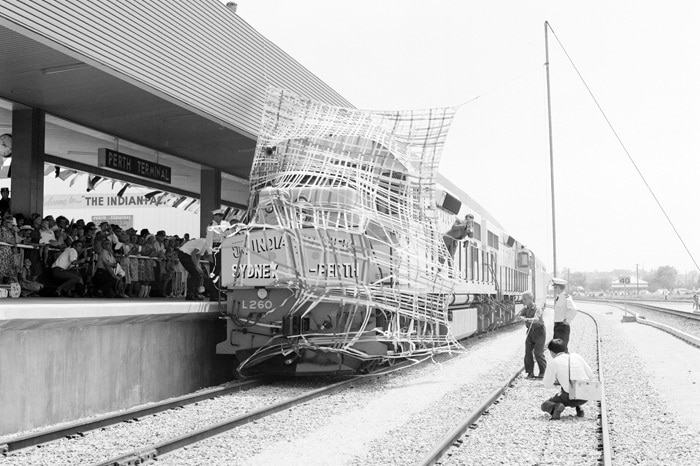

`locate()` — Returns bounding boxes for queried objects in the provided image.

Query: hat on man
[211,208,226,216]
[140,228,151,236]
[551,278,567,286]
[0,187,8,192]
[20,225,33,231]
[156,230,166,237]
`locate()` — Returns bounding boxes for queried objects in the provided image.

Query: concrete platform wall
[0,311,230,436]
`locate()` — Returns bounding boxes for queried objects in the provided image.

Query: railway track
[586,299,700,349]
[0,378,266,456]
[90,358,433,466]
[417,310,612,466]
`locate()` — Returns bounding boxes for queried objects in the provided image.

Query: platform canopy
[0,0,352,193]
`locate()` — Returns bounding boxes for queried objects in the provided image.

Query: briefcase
[569,379,602,401]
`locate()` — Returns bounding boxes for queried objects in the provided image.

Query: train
[214,87,548,376]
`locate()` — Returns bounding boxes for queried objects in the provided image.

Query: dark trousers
[553,322,571,350]
[541,390,587,415]
[51,267,83,293]
[525,325,547,375]
[177,250,215,298]
[93,268,118,297]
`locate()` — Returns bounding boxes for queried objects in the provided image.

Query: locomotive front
[215,88,461,376]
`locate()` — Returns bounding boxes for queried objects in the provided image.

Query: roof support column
[200,167,221,237]
[11,107,45,217]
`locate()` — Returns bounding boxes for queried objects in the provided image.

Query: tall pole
[636,263,639,296]
[544,21,558,278]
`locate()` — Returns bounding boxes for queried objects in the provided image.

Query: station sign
[98,148,171,184]
[91,214,134,230]
[619,276,631,284]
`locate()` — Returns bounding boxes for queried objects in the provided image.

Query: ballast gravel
[584,302,700,465]
[441,309,600,466]
[0,380,331,466]
[157,326,527,465]
[627,302,700,340]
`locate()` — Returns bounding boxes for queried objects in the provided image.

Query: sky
[230,0,700,274]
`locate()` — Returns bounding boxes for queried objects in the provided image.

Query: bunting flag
[145,190,162,200]
[55,166,61,178]
[44,165,54,176]
[172,196,188,208]
[69,173,83,187]
[87,175,102,192]
[183,198,197,211]
[117,183,130,197]
[0,163,9,179]
[58,169,76,181]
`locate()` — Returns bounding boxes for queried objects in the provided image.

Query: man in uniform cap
[551,278,577,351]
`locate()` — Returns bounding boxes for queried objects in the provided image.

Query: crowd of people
[0,208,221,300]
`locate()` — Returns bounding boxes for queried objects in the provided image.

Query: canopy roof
[0,1,352,184]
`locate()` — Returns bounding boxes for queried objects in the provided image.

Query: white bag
[568,354,602,401]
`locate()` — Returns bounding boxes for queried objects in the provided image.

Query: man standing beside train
[551,277,577,351]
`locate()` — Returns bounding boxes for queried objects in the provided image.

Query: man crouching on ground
[541,338,594,420]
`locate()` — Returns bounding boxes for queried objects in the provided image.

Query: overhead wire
[545,22,700,273]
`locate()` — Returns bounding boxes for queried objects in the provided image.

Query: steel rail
[615,303,700,349]
[416,366,525,466]
[625,302,700,322]
[418,311,612,466]
[581,298,700,321]
[91,357,431,466]
[0,378,265,455]
[578,309,612,466]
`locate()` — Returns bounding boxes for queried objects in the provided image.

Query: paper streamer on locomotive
[221,86,464,365]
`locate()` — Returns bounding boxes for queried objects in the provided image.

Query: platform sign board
[92,215,133,230]
[98,148,171,184]
[619,276,631,284]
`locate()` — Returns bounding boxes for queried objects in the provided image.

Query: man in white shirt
[540,338,594,420]
[551,278,577,351]
[51,241,86,296]
[177,237,212,301]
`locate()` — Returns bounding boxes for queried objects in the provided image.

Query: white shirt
[52,247,78,270]
[543,352,594,393]
[553,291,577,323]
[179,238,207,256]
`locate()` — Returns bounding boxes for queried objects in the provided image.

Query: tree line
[561,266,699,293]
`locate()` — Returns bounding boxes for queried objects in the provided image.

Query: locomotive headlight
[257,288,268,299]
[264,204,274,214]
[297,196,308,204]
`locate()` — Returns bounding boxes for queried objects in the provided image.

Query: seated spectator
[51,240,86,297]
[0,214,17,282]
[20,257,43,296]
[38,218,56,265]
[93,239,127,298]
[19,225,34,245]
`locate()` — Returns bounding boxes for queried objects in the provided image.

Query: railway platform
[0,298,230,437]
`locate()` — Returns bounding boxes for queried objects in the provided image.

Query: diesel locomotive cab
[216,137,421,376]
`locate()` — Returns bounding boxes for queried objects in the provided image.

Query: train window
[472,222,482,241]
[517,251,530,268]
[487,231,499,250]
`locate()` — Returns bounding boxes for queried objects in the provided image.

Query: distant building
[611,276,648,294]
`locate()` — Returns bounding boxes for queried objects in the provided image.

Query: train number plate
[237,299,274,311]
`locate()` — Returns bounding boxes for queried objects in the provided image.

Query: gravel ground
[582,302,700,465]
[626,303,700,339]
[157,326,526,465]
[441,310,600,466]
[0,380,333,466]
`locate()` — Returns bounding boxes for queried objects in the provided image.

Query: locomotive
[215,88,547,376]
